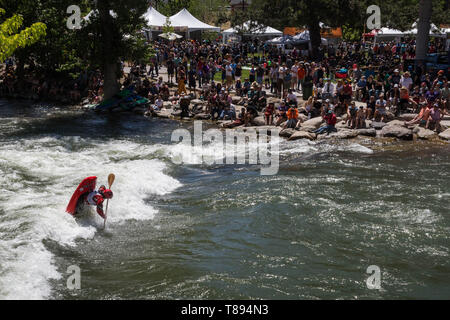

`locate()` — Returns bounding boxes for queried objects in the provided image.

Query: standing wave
[0,136,181,299]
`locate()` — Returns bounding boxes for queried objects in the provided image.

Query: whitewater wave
[0,136,181,299]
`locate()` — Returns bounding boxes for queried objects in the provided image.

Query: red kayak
[66,177,97,215]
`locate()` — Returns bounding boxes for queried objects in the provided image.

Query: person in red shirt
[343,80,353,105]
[314,110,337,135]
[79,185,113,219]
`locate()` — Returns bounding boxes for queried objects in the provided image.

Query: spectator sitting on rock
[366,95,376,120]
[219,104,236,121]
[244,103,258,127]
[356,105,366,129]
[347,101,358,129]
[179,94,190,118]
[275,101,288,127]
[243,78,251,96]
[235,79,242,96]
[426,103,442,132]
[373,94,387,122]
[314,110,337,135]
[286,89,297,107]
[264,102,275,125]
[257,90,267,111]
[284,104,299,129]
[405,101,430,128]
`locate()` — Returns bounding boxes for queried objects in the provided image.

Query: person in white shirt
[291,63,298,91]
[278,63,287,98]
[321,78,335,101]
[286,89,297,106]
[400,71,413,91]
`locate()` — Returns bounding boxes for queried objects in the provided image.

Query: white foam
[0,136,181,299]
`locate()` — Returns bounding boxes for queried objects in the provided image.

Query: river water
[0,99,449,300]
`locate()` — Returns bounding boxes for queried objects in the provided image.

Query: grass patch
[213,69,251,82]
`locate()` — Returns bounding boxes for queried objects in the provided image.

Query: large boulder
[441,120,450,130]
[438,129,450,140]
[191,99,204,105]
[299,126,318,133]
[336,121,349,129]
[298,114,308,122]
[280,128,296,138]
[268,97,281,104]
[357,128,377,137]
[386,120,407,127]
[385,111,395,121]
[252,116,266,126]
[232,96,243,104]
[193,113,210,120]
[171,110,183,117]
[163,101,173,109]
[155,108,173,118]
[333,129,359,139]
[381,125,413,140]
[371,121,388,130]
[413,127,438,140]
[289,130,316,141]
[400,113,417,121]
[301,116,324,129]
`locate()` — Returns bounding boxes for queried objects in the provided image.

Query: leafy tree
[1,0,85,79]
[242,0,362,59]
[78,0,150,99]
[158,0,192,16]
[162,16,174,34]
[416,0,432,64]
[0,7,46,62]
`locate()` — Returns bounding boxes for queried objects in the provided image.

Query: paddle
[103,173,115,229]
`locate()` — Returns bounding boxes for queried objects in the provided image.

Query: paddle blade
[108,174,115,188]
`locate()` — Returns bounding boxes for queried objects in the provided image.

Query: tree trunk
[99,3,120,100]
[104,62,120,100]
[308,21,322,60]
[415,0,432,67]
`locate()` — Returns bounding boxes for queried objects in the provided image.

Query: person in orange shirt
[297,63,306,92]
[284,103,301,129]
[405,102,429,127]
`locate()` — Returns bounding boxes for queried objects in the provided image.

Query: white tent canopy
[292,30,328,45]
[159,32,183,41]
[83,10,117,22]
[375,27,405,37]
[405,22,445,36]
[223,21,283,36]
[169,8,220,32]
[143,7,168,27]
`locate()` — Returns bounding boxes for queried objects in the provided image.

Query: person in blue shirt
[356,76,367,101]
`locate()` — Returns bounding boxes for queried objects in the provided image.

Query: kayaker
[78,185,113,219]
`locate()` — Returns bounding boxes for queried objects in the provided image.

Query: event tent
[143,6,168,28]
[158,32,183,41]
[291,30,328,45]
[83,10,117,22]
[375,27,405,37]
[169,8,220,32]
[223,22,283,36]
[404,22,446,37]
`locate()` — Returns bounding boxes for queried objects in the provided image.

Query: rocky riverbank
[139,96,450,143]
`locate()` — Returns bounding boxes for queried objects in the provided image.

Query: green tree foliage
[242,0,449,58]
[1,0,84,78]
[158,0,192,16]
[241,0,362,58]
[75,0,150,98]
[162,16,175,34]
[158,0,228,25]
[0,7,46,62]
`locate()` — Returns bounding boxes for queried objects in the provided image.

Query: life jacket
[86,191,102,206]
[287,108,298,120]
